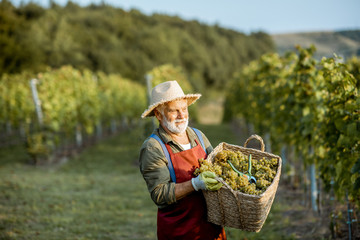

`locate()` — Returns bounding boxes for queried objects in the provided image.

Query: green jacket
[139,125,213,209]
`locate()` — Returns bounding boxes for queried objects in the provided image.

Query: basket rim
[206,141,282,198]
[212,141,281,159]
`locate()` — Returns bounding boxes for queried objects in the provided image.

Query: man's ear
[154,109,162,121]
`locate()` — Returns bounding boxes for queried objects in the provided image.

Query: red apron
[157,139,226,240]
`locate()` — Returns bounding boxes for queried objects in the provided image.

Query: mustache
[174,118,188,123]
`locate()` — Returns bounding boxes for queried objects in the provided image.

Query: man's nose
[177,110,185,119]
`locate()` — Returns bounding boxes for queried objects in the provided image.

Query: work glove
[191,171,223,191]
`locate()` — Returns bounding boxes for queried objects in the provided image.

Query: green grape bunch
[194,150,278,195]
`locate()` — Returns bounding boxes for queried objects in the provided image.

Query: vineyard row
[225,46,360,207]
[0,66,147,163]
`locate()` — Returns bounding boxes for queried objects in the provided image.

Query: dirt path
[197,96,225,125]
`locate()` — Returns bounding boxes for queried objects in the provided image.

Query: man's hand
[191,171,223,191]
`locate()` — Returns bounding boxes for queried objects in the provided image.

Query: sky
[10,0,360,34]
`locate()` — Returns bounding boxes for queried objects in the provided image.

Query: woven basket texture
[202,135,282,232]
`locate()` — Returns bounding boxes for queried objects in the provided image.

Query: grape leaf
[347,122,358,137]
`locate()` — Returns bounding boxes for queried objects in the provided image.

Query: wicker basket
[202,134,282,232]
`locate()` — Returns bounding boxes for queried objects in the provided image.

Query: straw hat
[141,80,201,118]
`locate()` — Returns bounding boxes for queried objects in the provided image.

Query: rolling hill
[272,29,360,60]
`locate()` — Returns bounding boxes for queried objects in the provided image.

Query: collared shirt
[139,125,213,209]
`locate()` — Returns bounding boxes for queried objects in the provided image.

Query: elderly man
[139,80,226,240]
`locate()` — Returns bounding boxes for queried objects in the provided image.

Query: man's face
[157,99,189,134]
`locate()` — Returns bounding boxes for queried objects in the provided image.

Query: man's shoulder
[187,126,205,138]
[139,132,168,165]
[140,133,162,151]
[191,127,204,134]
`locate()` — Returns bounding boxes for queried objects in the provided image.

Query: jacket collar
[157,124,196,147]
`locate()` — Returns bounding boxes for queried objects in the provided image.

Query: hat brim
[141,94,201,118]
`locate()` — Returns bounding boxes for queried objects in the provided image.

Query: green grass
[0,127,157,240]
[0,124,295,239]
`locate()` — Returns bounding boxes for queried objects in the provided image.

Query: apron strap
[150,134,177,183]
[192,128,206,153]
[150,127,206,184]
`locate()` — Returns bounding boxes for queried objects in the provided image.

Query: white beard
[163,116,189,134]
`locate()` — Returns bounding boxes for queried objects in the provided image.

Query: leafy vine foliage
[224,46,360,206]
[0,66,147,162]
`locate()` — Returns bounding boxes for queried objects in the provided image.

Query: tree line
[0,0,274,90]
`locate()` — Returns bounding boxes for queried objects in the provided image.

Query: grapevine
[224,45,360,206]
[0,66,147,162]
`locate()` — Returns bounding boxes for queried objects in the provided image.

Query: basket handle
[244,134,265,152]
